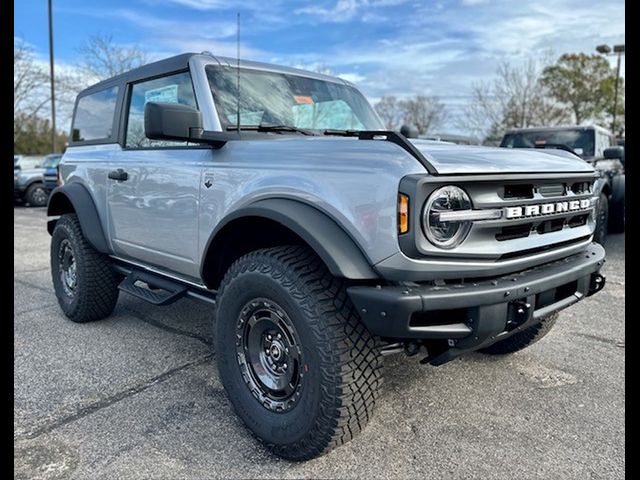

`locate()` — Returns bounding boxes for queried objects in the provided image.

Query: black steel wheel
[215,245,382,461]
[58,239,78,298]
[51,214,120,322]
[236,298,304,412]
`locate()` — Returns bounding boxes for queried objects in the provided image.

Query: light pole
[48,0,56,153]
[596,43,625,135]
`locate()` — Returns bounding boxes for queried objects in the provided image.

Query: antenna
[236,12,241,133]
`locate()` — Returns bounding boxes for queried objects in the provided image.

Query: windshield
[206,66,382,133]
[501,129,594,157]
[42,155,62,168]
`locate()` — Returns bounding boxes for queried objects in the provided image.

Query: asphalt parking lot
[14,205,625,479]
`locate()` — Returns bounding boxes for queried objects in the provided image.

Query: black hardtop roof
[77,52,352,98]
[79,53,197,97]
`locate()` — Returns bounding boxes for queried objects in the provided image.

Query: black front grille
[538,184,566,197]
[496,223,532,241]
[504,184,533,199]
[568,214,589,228]
[536,218,565,235]
[571,182,593,195]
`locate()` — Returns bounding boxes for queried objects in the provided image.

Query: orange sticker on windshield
[535,139,546,144]
[294,95,314,104]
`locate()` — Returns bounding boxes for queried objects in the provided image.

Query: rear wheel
[51,214,120,322]
[479,313,558,355]
[26,183,48,207]
[215,245,382,460]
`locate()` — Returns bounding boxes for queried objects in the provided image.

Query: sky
[14,0,625,134]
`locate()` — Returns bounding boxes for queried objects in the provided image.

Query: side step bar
[115,267,217,306]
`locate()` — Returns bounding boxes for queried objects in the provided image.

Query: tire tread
[216,245,382,460]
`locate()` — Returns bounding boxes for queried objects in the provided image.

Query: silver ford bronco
[47,53,606,460]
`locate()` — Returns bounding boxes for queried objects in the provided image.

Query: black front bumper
[348,243,606,364]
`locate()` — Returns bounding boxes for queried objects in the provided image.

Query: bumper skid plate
[348,243,605,364]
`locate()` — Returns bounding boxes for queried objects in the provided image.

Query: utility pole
[612,47,623,135]
[48,0,56,153]
[596,44,625,134]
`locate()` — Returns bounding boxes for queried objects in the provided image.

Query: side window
[72,86,119,142]
[125,72,197,148]
[594,130,607,158]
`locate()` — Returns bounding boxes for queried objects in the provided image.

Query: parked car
[500,125,624,244]
[419,133,480,145]
[47,53,605,460]
[14,155,48,207]
[42,153,63,192]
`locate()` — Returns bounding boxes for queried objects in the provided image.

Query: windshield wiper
[227,124,314,136]
[323,129,360,136]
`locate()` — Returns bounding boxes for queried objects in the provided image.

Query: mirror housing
[144,102,204,142]
[400,124,419,139]
[604,146,625,164]
[144,102,241,148]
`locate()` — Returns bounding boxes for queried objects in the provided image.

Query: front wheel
[215,246,382,460]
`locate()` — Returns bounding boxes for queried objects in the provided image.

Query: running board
[118,270,188,306]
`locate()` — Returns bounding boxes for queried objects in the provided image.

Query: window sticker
[144,84,179,104]
[293,95,314,104]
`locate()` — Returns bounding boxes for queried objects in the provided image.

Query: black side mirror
[144,102,203,142]
[400,124,419,138]
[604,146,625,164]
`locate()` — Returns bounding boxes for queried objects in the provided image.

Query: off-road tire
[51,214,120,322]
[479,313,558,355]
[215,245,382,461]
[25,183,48,207]
[608,175,625,233]
[593,193,608,245]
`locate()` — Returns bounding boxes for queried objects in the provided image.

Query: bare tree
[400,95,445,134]
[374,96,401,130]
[14,40,50,119]
[78,33,148,81]
[459,57,569,143]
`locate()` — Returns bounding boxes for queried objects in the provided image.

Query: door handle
[108,169,128,181]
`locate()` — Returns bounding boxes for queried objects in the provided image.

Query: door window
[125,71,197,148]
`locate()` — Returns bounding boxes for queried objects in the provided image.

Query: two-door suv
[47,53,606,460]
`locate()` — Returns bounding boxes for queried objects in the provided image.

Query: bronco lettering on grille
[505,199,591,219]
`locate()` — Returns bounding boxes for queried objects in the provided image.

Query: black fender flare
[200,198,378,282]
[47,183,111,253]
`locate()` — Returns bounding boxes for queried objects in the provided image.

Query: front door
[107,71,207,279]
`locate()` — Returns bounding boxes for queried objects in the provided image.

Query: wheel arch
[200,199,378,289]
[47,183,111,253]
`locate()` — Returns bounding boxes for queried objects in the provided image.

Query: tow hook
[588,273,606,296]
[506,300,531,331]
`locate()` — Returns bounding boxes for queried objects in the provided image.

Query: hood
[408,140,594,175]
[17,168,45,176]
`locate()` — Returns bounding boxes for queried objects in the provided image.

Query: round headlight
[422,186,472,249]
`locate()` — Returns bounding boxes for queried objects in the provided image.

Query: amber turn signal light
[398,194,409,234]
